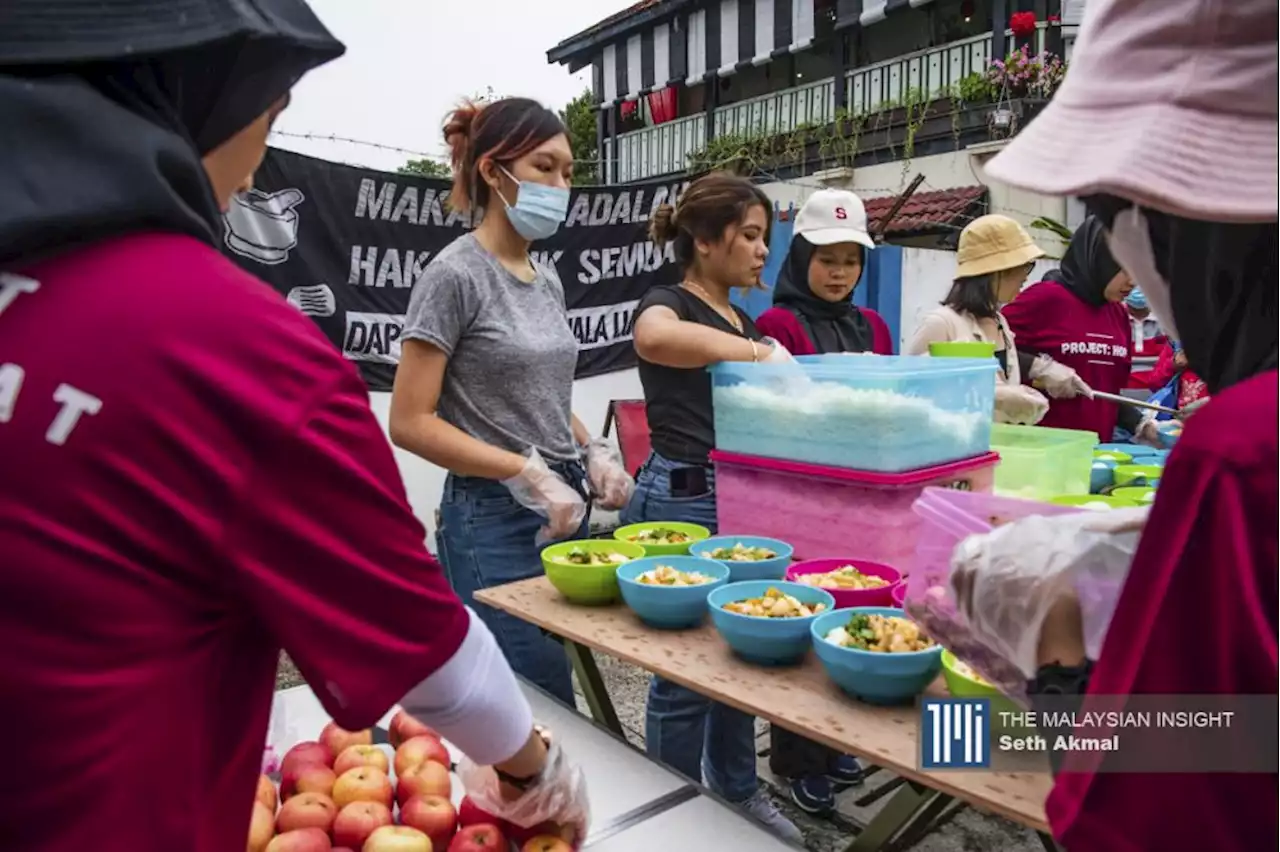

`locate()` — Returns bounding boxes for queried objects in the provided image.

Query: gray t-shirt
[402,233,579,461]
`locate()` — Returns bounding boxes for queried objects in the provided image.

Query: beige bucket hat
[954,214,1045,278]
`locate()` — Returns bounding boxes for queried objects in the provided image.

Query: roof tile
[863,185,986,237]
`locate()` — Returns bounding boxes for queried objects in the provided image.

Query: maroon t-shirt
[1002,280,1134,440]
[0,235,470,852]
[1047,370,1278,849]
[754,306,896,356]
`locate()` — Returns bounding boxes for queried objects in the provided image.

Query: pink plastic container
[906,487,1084,701]
[785,558,902,608]
[891,584,906,608]
[711,450,1000,567]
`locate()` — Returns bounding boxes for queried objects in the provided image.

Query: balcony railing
[603,27,1048,184]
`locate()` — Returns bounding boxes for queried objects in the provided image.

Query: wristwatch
[493,726,552,792]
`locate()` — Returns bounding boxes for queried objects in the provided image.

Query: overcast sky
[273,0,613,173]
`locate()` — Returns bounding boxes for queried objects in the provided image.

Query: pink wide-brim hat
[986,0,1278,223]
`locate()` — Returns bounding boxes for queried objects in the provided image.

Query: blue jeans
[621,452,760,803]
[436,460,588,707]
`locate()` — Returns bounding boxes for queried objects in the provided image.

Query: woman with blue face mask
[390,98,634,707]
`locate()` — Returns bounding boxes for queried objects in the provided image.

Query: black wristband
[1028,660,1094,775]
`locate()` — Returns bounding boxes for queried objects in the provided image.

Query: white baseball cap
[793,189,875,249]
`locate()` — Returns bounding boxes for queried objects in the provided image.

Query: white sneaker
[741,788,805,845]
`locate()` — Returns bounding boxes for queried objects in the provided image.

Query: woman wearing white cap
[755,189,895,357]
[906,214,1051,425]
[949,0,1277,848]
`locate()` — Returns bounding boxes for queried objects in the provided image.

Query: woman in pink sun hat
[954,0,1277,849]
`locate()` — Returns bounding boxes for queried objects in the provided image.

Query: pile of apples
[247,710,576,852]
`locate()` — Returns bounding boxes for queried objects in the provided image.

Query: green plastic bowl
[1114,464,1163,487]
[613,522,711,556]
[1112,486,1156,505]
[1092,449,1134,464]
[941,651,1029,732]
[541,540,647,605]
[1047,494,1139,510]
[928,341,997,358]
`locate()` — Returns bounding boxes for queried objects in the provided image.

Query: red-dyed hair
[442,97,566,214]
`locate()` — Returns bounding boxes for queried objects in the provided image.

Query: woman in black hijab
[756,189,894,357]
[0,3,584,849]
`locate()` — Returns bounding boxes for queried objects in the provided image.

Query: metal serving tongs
[1088,389,1187,420]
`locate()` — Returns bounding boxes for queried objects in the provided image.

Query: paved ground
[276,653,1042,851]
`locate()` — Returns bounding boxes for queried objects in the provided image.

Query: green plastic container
[990,423,1097,500]
[1093,449,1134,464]
[928,340,997,358]
[1047,494,1140,510]
[941,651,1029,733]
[540,540,647,605]
[1114,464,1163,487]
[613,521,711,556]
[1113,486,1157,504]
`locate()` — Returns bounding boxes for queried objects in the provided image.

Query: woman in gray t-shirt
[390,98,632,706]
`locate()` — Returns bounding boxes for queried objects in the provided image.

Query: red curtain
[620,99,639,120]
[646,85,677,124]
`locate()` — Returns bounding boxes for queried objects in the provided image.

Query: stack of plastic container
[709,355,1001,567]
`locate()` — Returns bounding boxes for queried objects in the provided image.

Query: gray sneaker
[740,788,805,845]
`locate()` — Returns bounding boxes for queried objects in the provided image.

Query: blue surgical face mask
[1125,286,1148,310]
[497,166,570,241]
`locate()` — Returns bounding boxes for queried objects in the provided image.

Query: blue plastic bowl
[1090,460,1117,494]
[1096,442,1162,458]
[689,536,794,582]
[708,581,836,666]
[810,608,944,705]
[616,556,730,629]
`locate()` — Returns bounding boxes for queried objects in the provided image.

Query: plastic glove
[1029,354,1093,399]
[1131,415,1164,448]
[458,736,590,848]
[1176,396,1209,421]
[502,449,587,545]
[585,438,634,511]
[949,507,1147,678]
[994,384,1049,425]
[759,337,796,365]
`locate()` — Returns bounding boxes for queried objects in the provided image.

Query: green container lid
[928,340,997,358]
[1047,494,1140,510]
[1112,486,1157,504]
[1093,449,1133,464]
[1114,464,1163,487]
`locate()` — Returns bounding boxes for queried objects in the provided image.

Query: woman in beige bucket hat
[952,0,1277,849]
[907,214,1051,424]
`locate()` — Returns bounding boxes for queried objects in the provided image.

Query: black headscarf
[1041,215,1123,307]
[1087,196,1278,395]
[772,236,874,353]
[0,1,345,270]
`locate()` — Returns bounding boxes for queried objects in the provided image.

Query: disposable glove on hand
[458,736,590,849]
[585,438,634,511]
[759,337,797,364]
[994,383,1050,425]
[1030,354,1093,399]
[502,449,587,544]
[949,507,1148,678]
[1132,415,1164,448]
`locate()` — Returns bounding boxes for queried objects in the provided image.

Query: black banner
[220,148,692,389]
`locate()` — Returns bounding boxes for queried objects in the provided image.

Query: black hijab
[1087,196,1278,395]
[0,0,345,270]
[772,236,874,353]
[1041,215,1123,307]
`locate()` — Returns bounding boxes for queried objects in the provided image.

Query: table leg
[841,782,948,852]
[1038,831,1061,852]
[564,639,626,739]
[853,774,905,807]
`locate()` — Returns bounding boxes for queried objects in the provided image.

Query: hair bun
[443,101,481,168]
[649,203,679,246]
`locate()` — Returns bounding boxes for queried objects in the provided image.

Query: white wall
[368,369,643,551]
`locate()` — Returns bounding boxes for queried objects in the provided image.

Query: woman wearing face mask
[0,3,586,849]
[1001,217,1157,442]
[907,214,1050,425]
[755,189,894,357]
[954,0,1277,847]
[626,172,803,844]
[390,98,633,708]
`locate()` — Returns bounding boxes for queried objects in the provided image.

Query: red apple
[275,792,337,835]
[456,797,504,829]
[389,710,441,749]
[332,766,394,810]
[510,822,576,847]
[394,736,451,777]
[256,774,279,813]
[521,837,573,852]
[400,794,457,849]
[281,741,335,777]
[396,760,451,806]
[333,849,357,852]
[448,823,509,852]
[266,827,332,852]
[332,801,393,849]
[362,825,431,852]
[334,744,391,777]
[321,722,373,758]
[285,764,337,800]
[248,801,275,852]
